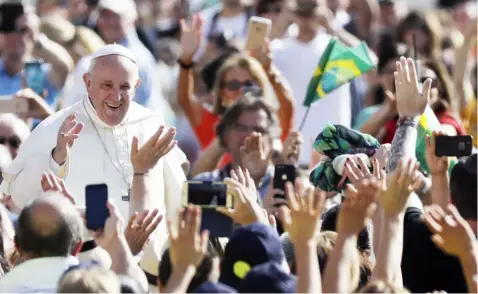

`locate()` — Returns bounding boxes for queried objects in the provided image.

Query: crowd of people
[0,0,476,292]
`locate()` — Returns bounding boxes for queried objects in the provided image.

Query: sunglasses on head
[0,136,20,149]
[223,79,254,91]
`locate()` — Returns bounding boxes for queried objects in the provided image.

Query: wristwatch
[177,58,194,69]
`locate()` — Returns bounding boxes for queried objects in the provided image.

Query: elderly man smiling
[0,44,188,252]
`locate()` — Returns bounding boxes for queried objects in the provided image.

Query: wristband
[177,58,194,69]
[134,173,148,177]
[396,116,419,128]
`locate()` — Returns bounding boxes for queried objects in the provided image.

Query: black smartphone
[0,2,24,33]
[435,135,473,157]
[182,181,234,238]
[182,181,233,208]
[273,164,296,196]
[85,184,109,231]
[24,60,45,95]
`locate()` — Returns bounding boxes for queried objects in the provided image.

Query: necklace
[83,99,132,197]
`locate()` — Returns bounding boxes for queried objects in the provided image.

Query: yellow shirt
[461,95,477,147]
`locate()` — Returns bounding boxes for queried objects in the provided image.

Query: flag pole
[413,34,420,80]
[298,107,311,132]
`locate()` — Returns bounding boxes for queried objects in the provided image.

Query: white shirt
[0,256,79,293]
[0,97,188,224]
[194,4,248,61]
[271,33,351,165]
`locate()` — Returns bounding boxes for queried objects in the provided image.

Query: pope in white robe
[0,44,187,263]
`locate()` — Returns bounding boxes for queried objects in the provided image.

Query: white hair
[0,113,30,143]
[0,144,12,172]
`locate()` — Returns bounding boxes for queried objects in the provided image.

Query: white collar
[83,96,129,130]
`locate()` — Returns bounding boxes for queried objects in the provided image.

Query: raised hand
[278,180,326,244]
[124,209,163,255]
[230,167,257,200]
[250,39,273,73]
[425,131,449,175]
[337,179,379,235]
[40,171,76,204]
[380,158,420,217]
[395,57,432,118]
[217,177,268,226]
[423,204,476,258]
[240,132,272,184]
[167,206,209,270]
[13,86,51,119]
[179,14,203,62]
[131,126,177,174]
[280,131,303,166]
[53,112,84,165]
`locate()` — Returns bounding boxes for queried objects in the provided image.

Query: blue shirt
[120,32,156,107]
[0,60,60,108]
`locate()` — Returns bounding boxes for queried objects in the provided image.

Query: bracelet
[177,58,194,69]
[134,173,148,177]
[396,116,419,128]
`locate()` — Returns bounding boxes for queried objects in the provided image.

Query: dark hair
[201,48,240,93]
[14,197,83,258]
[421,59,455,112]
[215,93,281,148]
[158,247,218,292]
[377,31,408,74]
[397,11,441,58]
[256,0,282,16]
[450,154,477,220]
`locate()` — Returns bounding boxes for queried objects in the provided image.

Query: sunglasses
[223,79,254,91]
[0,136,21,149]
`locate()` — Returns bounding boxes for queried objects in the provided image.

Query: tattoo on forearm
[387,124,418,172]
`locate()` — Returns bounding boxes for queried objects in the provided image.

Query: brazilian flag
[303,38,375,107]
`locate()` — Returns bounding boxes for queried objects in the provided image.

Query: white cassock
[0,96,187,263]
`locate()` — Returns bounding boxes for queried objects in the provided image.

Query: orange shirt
[192,108,220,150]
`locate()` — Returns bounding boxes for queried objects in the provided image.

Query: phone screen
[184,181,232,208]
[24,60,45,95]
[273,164,296,192]
[85,184,109,231]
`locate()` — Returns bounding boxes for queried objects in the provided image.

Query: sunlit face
[223,109,271,160]
[83,55,140,126]
[220,67,257,108]
[97,9,128,44]
[0,122,22,159]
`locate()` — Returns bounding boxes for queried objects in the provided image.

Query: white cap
[91,44,138,64]
[98,0,137,19]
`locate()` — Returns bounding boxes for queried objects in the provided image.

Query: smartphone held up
[85,183,109,231]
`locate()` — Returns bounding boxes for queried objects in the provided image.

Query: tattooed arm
[387,57,432,172]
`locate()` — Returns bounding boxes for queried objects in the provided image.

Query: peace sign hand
[131,126,177,174]
[52,112,84,165]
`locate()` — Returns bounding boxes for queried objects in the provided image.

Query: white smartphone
[245,16,272,52]
[0,98,29,114]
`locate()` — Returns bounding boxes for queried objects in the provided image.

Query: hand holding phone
[435,135,473,158]
[273,164,296,198]
[245,16,272,52]
[85,184,109,231]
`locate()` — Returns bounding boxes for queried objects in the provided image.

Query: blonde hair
[213,53,271,115]
[57,267,120,293]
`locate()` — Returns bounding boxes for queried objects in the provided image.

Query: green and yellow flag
[303,38,375,107]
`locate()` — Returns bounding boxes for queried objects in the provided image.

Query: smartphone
[244,16,272,52]
[24,60,45,95]
[85,184,109,231]
[435,135,473,157]
[0,99,28,113]
[0,2,24,33]
[273,164,296,195]
[182,181,233,208]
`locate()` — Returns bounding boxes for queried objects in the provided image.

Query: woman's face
[220,67,257,108]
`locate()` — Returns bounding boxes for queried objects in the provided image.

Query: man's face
[83,55,140,126]
[97,9,128,44]
[0,15,31,61]
[223,109,270,159]
[0,122,22,159]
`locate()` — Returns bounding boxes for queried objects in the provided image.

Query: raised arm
[177,15,204,127]
[387,57,432,172]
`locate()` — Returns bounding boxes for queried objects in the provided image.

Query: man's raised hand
[53,112,84,165]
[131,126,177,174]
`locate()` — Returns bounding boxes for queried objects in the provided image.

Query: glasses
[0,136,21,149]
[233,123,268,134]
[223,79,254,91]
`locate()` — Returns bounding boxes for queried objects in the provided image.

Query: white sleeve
[8,150,69,209]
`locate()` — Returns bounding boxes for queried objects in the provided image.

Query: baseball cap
[219,223,285,290]
[238,261,297,293]
[193,281,237,293]
[98,0,137,19]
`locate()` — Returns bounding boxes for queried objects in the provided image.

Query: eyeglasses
[232,123,268,134]
[223,79,254,91]
[0,136,21,149]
